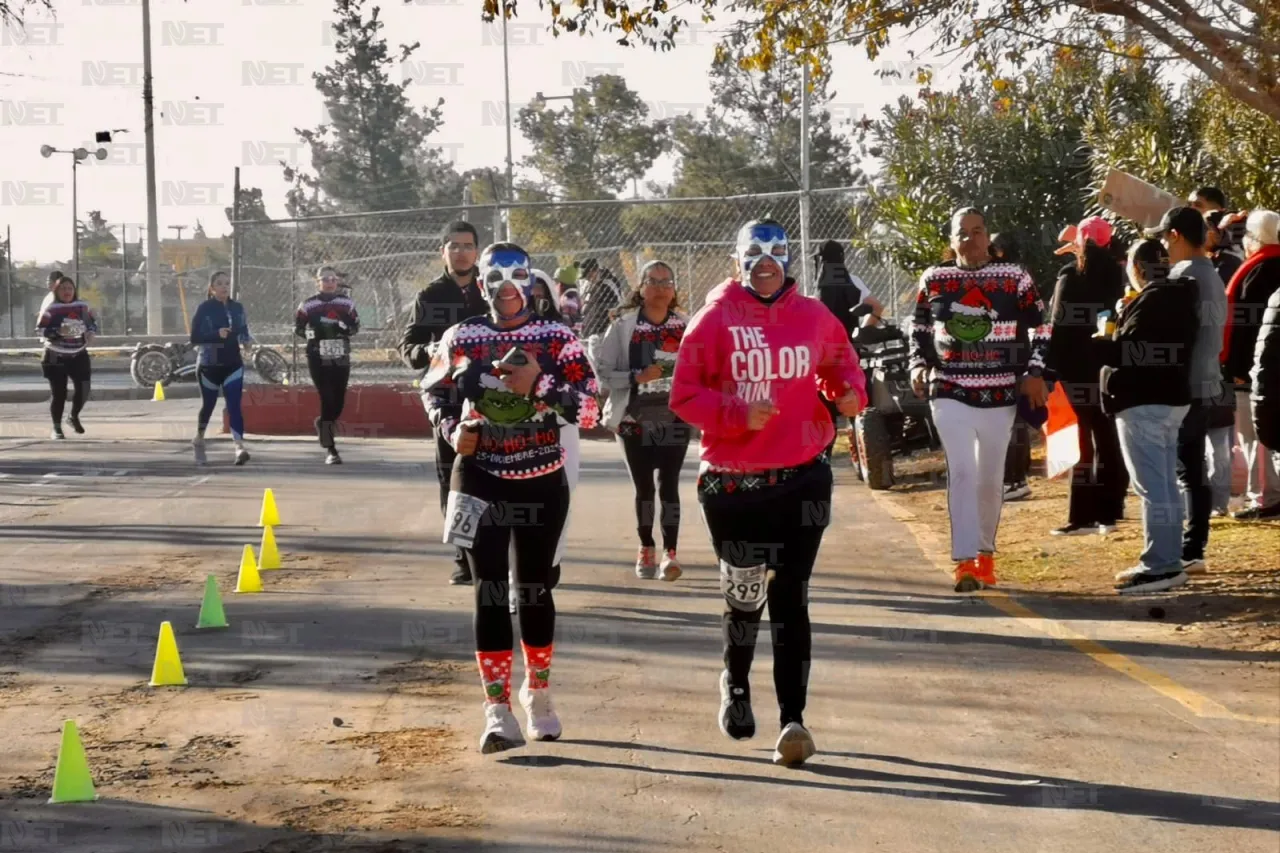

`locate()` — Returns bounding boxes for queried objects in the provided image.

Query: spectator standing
[1224,210,1280,520]
[1146,207,1227,573]
[990,233,1033,500]
[1045,217,1129,535]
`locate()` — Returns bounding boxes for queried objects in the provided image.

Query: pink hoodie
[671,278,867,471]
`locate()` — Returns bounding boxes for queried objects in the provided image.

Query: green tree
[498,0,1279,123]
[78,211,120,266]
[286,0,452,215]
[516,74,668,201]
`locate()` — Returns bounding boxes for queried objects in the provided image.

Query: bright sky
[0,0,949,264]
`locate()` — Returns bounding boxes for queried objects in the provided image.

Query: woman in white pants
[510,272,580,612]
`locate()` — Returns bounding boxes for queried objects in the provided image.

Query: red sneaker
[975,553,998,587]
[953,559,983,593]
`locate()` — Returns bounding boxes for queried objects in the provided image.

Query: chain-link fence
[232,187,918,384]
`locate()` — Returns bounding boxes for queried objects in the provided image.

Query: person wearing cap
[552,265,582,335]
[400,220,489,586]
[578,257,625,341]
[1101,239,1201,594]
[1045,216,1129,535]
[909,207,1050,593]
[1145,206,1227,573]
[1223,210,1280,520]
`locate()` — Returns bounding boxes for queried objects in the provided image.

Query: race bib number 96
[720,562,768,612]
[318,338,345,358]
[444,492,489,549]
[60,319,86,338]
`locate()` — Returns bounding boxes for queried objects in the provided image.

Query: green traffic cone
[48,720,97,804]
[196,574,228,629]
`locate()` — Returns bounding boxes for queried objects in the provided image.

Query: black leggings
[42,351,90,427]
[452,460,570,653]
[617,423,690,550]
[700,461,833,729]
[307,357,350,448]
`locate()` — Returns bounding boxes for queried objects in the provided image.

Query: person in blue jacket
[190,270,254,466]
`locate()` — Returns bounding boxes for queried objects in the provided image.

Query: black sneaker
[1116,569,1188,595]
[234,448,250,466]
[325,449,342,465]
[67,415,85,434]
[449,564,473,586]
[1232,504,1280,520]
[50,427,65,440]
[1051,523,1097,536]
[718,669,755,740]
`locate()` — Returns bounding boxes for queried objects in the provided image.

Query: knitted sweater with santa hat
[908,261,1050,408]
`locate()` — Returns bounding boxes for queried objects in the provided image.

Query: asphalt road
[0,400,1276,852]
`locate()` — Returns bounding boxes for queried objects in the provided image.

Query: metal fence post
[290,221,299,381]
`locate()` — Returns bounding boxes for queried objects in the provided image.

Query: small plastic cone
[148,621,188,687]
[259,526,281,570]
[235,545,263,593]
[196,574,228,629]
[152,382,165,402]
[48,720,97,804]
[258,488,280,527]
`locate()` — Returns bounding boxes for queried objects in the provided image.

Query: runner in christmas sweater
[295,264,361,465]
[670,219,866,768]
[36,276,98,440]
[421,242,600,754]
[909,207,1051,592]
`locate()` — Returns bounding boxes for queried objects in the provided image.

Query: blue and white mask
[735,221,790,280]
[478,244,534,320]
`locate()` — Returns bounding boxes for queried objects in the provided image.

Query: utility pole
[142,0,163,334]
[799,56,813,295]
[501,11,514,241]
[168,225,187,242]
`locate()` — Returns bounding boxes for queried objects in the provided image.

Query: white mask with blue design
[735,221,790,291]
[479,245,535,321]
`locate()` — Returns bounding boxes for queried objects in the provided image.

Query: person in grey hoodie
[1144,206,1226,573]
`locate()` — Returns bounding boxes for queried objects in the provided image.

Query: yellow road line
[869,489,1280,727]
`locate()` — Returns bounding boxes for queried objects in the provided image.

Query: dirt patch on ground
[335,727,460,769]
[378,802,481,830]
[855,440,1280,653]
[375,657,470,696]
[273,796,479,837]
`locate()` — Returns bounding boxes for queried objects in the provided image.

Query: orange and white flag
[1043,383,1080,479]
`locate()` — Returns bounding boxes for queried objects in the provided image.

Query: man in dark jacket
[1252,286,1280,454]
[814,240,881,457]
[1227,210,1280,519]
[579,257,625,340]
[399,220,489,584]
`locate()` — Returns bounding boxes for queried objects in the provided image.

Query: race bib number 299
[444,492,489,549]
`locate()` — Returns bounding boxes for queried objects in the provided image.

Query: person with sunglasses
[671,219,866,767]
[597,260,691,580]
[421,243,600,754]
[296,264,361,464]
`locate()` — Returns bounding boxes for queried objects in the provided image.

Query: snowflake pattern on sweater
[908,262,1050,408]
[421,316,600,480]
[37,300,98,356]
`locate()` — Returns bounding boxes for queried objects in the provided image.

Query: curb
[0,385,202,404]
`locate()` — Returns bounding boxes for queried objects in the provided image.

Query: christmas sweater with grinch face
[421,315,601,480]
[908,261,1050,408]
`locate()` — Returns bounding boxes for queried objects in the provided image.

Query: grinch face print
[945,286,996,343]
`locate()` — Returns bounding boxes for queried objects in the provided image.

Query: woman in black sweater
[1046,218,1129,535]
[1102,239,1200,594]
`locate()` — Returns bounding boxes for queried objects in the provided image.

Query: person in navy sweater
[190,270,254,466]
[36,276,98,439]
[296,264,360,464]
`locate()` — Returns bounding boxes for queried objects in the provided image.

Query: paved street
[0,399,1277,852]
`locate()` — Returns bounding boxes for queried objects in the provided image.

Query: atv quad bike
[847,319,940,489]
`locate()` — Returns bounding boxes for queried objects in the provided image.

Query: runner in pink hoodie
[670,219,866,768]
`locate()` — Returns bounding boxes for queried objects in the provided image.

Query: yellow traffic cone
[258,488,280,527]
[48,720,97,804]
[259,525,281,570]
[152,381,165,402]
[235,544,263,593]
[148,621,188,687]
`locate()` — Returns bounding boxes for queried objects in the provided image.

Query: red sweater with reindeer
[908,261,1050,408]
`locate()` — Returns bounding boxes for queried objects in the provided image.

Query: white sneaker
[772,722,816,767]
[192,437,207,466]
[234,445,250,466]
[1097,523,1117,535]
[658,550,682,582]
[479,702,525,754]
[1003,482,1031,501]
[1114,565,1145,581]
[518,681,562,741]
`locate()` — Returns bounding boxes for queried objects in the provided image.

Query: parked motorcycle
[130,341,291,387]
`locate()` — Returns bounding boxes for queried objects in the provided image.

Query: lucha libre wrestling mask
[478,244,535,321]
[735,220,790,285]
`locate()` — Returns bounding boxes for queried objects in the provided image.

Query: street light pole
[142,0,162,335]
[501,10,514,241]
[40,144,106,288]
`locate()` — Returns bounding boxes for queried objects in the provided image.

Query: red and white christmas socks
[477,650,513,706]
[522,641,553,690]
